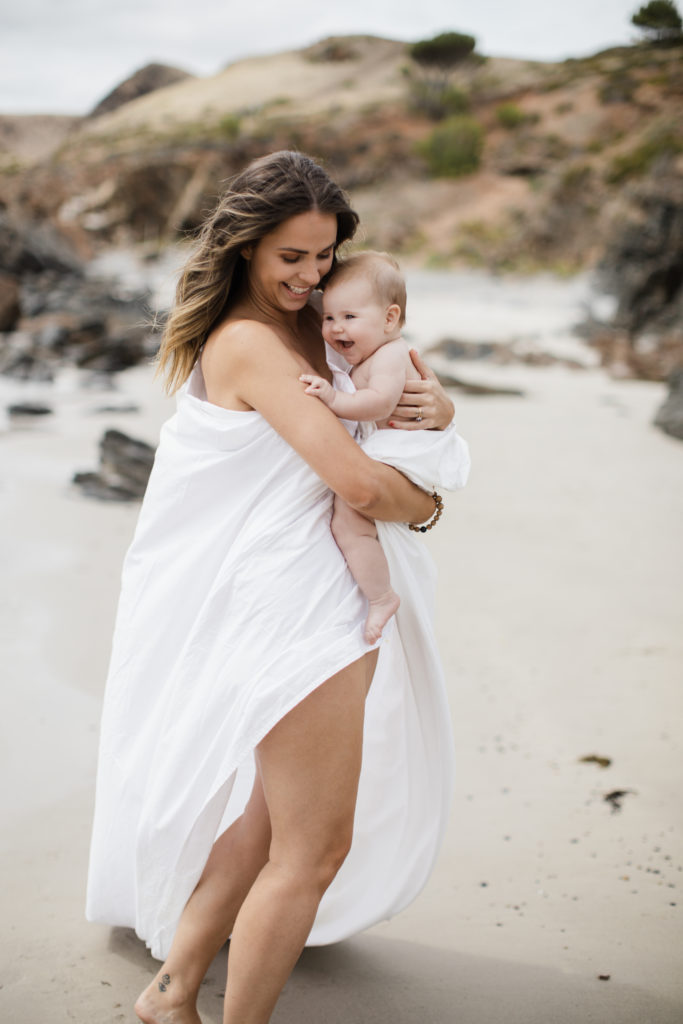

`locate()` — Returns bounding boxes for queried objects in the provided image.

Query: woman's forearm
[349,461,433,524]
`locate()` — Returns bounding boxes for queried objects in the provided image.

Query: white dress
[86,347,470,960]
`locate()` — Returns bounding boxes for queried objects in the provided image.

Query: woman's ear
[241,245,253,260]
[385,304,401,331]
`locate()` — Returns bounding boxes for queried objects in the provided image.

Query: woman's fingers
[408,347,438,382]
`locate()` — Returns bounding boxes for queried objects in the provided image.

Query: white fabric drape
[86,348,469,959]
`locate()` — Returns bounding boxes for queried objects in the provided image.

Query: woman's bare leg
[331,498,400,644]
[135,775,271,1024]
[222,653,374,1024]
[135,649,377,1024]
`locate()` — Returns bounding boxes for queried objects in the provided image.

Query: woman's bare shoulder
[204,318,290,371]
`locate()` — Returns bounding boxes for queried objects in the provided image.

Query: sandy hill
[0,34,681,273]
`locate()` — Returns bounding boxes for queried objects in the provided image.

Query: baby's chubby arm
[300,343,407,422]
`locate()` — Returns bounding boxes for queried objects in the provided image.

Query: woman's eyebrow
[277,245,335,254]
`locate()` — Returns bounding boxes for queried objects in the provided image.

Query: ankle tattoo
[158,973,171,993]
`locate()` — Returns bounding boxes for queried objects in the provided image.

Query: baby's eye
[344,314,356,320]
[322,314,333,322]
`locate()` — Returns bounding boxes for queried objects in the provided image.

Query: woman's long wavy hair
[155,151,359,393]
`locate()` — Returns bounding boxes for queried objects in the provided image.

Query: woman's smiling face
[244,210,337,314]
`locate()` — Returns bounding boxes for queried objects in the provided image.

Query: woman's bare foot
[364,590,400,644]
[134,970,202,1024]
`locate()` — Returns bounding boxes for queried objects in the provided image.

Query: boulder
[654,367,683,440]
[0,211,82,276]
[73,428,155,500]
[7,402,53,416]
[599,170,683,336]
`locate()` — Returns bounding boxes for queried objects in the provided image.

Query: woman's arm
[389,349,455,430]
[208,322,434,524]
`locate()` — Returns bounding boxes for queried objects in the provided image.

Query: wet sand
[1,359,681,1023]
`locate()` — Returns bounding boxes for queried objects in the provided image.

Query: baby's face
[321,277,395,365]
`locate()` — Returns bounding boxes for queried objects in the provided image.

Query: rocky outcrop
[0,209,81,276]
[600,171,683,337]
[587,168,683,380]
[73,428,155,500]
[0,212,156,381]
[89,63,194,118]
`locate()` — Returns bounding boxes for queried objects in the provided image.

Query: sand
[1,356,682,1023]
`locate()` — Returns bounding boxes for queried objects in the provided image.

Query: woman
[86,151,467,1024]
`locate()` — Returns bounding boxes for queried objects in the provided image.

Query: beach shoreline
[1,354,682,1023]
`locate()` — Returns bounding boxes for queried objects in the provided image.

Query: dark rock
[428,338,497,360]
[73,327,152,372]
[71,471,142,502]
[100,429,155,489]
[73,428,155,501]
[91,403,141,414]
[434,369,525,396]
[89,63,194,118]
[0,272,21,330]
[0,333,56,381]
[605,185,683,335]
[0,211,82,277]
[654,367,683,440]
[7,402,53,416]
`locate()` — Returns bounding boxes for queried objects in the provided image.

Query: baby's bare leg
[331,497,400,644]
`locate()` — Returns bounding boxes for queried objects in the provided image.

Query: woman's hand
[389,349,455,430]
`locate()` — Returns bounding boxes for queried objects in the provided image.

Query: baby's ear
[385,304,401,330]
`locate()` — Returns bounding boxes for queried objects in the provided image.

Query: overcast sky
[2,0,647,115]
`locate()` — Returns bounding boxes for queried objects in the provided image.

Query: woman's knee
[271,819,354,893]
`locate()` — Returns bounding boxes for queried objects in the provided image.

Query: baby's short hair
[325,250,407,326]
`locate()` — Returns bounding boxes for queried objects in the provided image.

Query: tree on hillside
[409,31,476,68]
[406,31,478,120]
[631,0,682,41]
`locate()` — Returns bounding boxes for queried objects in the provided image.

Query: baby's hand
[299,374,336,408]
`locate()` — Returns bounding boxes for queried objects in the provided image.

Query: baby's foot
[364,590,400,644]
[134,970,202,1024]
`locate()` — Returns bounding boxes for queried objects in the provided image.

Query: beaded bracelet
[408,492,444,533]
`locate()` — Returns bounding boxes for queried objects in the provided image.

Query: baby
[300,251,422,644]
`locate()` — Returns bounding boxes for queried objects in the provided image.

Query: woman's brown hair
[155,151,359,393]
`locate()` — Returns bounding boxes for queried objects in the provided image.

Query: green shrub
[410,31,476,68]
[417,116,484,176]
[496,103,527,129]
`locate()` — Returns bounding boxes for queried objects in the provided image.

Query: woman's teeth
[286,284,309,294]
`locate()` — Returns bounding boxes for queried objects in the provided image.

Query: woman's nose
[298,262,320,285]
